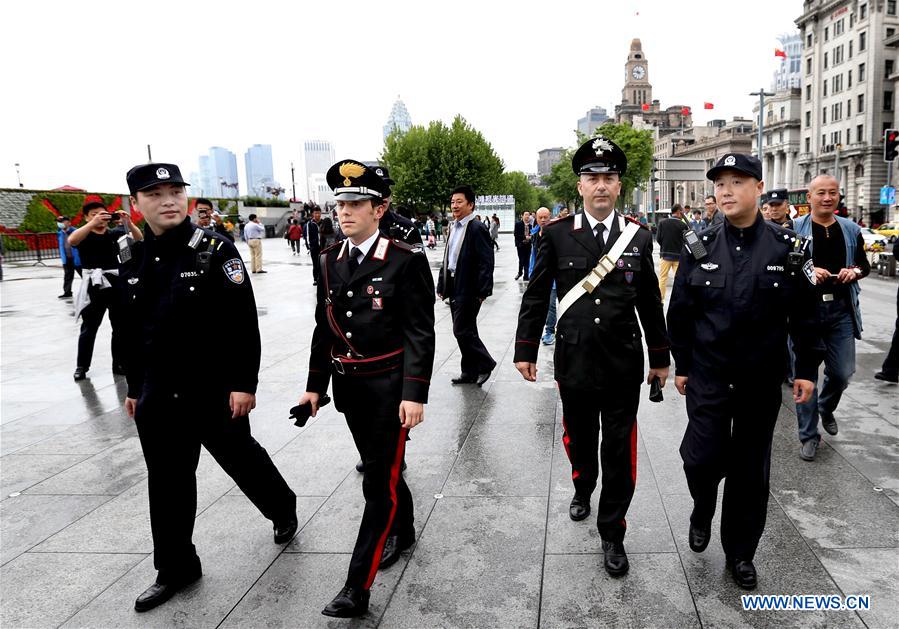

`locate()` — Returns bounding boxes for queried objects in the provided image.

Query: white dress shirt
[347,229,381,265]
[583,210,617,248]
[447,212,476,272]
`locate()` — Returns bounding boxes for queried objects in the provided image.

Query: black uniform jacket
[306,235,436,403]
[436,218,494,300]
[380,210,423,247]
[667,213,823,384]
[514,211,670,388]
[120,218,260,399]
[514,220,528,247]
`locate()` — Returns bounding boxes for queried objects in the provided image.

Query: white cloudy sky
[0,0,803,197]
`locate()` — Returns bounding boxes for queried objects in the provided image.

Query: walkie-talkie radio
[683,230,708,260]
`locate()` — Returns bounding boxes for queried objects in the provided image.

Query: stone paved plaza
[1,234,897,628]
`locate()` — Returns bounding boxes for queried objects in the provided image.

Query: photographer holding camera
[67,195,142,381]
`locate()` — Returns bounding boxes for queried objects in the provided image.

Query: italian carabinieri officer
[514,136,670,577]
[296,159,436,618]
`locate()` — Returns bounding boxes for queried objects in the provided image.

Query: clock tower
[621,38,652,106]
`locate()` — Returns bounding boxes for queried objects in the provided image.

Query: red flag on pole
[704,102,714,109]
[681,107,691,116]
[774,48,787,58]
[641,103,650,111]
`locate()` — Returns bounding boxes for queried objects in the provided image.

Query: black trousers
[516,245,531,279]
[134,390,296,582]
[881,285,899,375]
[558,384,640,543]
[62,261,80,295]
[77,285,125,369]
[680,377,781,562]
[449,297,496,376]
[333,371,413,590]
[310,247,321,283]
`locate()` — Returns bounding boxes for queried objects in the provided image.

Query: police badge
[223,258,245,284]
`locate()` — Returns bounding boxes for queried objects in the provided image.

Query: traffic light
[884,128,899,162]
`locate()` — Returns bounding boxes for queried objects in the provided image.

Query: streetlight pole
[290,162,297,202]
[147,144,153,162]
[14,162,22,188]
[750,88,775,182]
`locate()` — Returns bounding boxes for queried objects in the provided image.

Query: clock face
[632,65,645,80]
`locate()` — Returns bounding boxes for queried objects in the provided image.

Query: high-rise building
[752,88,803,189]
[383,97,413,140]
[577,106,610,137]
[197,147,240,198]
[773,32,803,90]
[304,140,335,190]
[245,144,275,198]
[796,0,899,223]
[537,148,565,178]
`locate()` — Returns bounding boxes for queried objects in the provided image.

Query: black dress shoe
[134,570,202,612]
[321,586,370,618]
[688,522,711,552]
[379,532,415,569]
[73,367,87,381]
[727,558,758,590]
[601,540,629,577]
[58,293,72,299]
[475,370,493,387]
[874,370,899,383]
[569,494,591,521]
[273,514,298,544]
[451,374,476,385]
[821,411,838,436]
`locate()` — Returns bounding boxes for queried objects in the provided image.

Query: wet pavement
[1,233,897,628]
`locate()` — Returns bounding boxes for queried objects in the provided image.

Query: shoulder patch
[390,239,423,253]
[320,241,342,254]
[222,258,245,284]
[547,215,573,225]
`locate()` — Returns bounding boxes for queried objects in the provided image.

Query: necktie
[349,247,361,273]
[594,223,606,250]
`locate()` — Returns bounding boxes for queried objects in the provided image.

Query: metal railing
[1,232,61,265]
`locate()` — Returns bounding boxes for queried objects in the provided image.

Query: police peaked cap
[326,159,391,201]
[571,135,628,177]
[706,153,762,181]
[126,163,189,195]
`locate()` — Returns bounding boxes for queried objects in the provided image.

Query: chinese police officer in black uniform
[514,136,670,577]
[297,159,435,618]
[120,164,297,612]
[667,153,822,589]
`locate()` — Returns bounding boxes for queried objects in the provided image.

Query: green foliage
[241,196,289,208]
[545,148,580,210]
[19,192,120,232]
[592,122,655,209]
[535,187,555,210]
[1,234,28,251]
[499,171,538,214]
[382,115,505,213]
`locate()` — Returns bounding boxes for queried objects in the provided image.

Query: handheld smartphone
[683,230,707,260]
[649,376,663,403]
[289,394,331,427]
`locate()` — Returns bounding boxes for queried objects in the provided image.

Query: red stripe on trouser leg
[363,427,408,590]
[630,421,638,486]
[560,415,579,480]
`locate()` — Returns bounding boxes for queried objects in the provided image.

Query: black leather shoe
[451,374,476,385]
[727,558,758,590]
[476,370,493,387]
[321,586,370,618]
[273,514,298,544]
[73,367,87,381]
[58,293,72,299]
[569,494,591,521]
[689,522,711,552]
[355,459,365,473]
[601,540,629,577]
[134,570,202,612]
[379,532,415,569]
[875,370,899,383]
[821,411,838,436]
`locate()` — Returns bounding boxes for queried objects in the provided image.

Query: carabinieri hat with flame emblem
[571,135,628,177]
[326,159,391,201]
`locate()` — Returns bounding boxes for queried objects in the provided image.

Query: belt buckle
[822,293,834,302]
[332,357,346,375]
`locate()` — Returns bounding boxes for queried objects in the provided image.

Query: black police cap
[706,153,762,181]
[373,164,395,186]
[571,135,628,177]
[326,159,391,201]
[766,188,788,204]
[126,163,189,195]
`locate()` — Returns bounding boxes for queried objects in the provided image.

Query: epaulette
[697,222,722,243]
[390,238,424,254]
[320,241,342,255]
[624,215,649,230]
